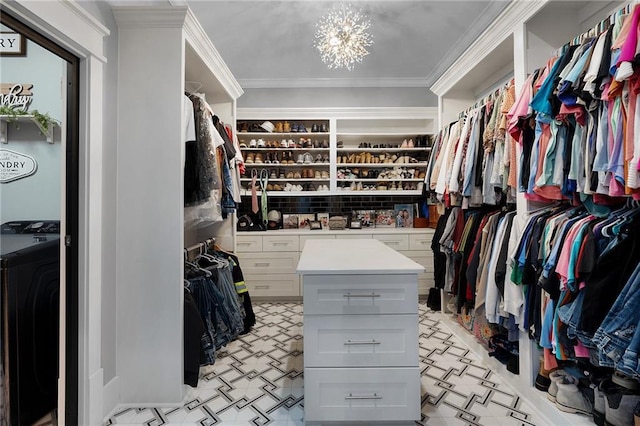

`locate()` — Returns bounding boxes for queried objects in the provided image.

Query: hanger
[184,248,212,277]
[185,80,203,94]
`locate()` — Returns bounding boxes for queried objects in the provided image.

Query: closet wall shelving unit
[112,6,242,408]
[430,1,625,425]
[237,107,436,195]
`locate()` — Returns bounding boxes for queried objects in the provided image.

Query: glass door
[0,11,79,426]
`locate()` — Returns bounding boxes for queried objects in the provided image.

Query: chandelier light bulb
[314,3,374,71]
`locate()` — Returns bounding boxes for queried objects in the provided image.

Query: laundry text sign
[0,32,25,56]
[0,149,37,183]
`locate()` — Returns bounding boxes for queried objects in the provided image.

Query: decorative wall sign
[0,83,33,110]
[0,32,25,56]
[0,148,37,183]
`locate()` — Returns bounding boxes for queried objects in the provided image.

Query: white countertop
[297,238,425,275]
[238,227,434,236]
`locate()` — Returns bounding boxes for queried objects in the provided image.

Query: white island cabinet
[297,239,424,425]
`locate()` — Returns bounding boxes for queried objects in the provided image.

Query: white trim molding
[4,1,110,425]
[237,106,437,121]
[430,0,549,96]
[238,77,429,89]
[5,0,109,62]
[184,8,243,100]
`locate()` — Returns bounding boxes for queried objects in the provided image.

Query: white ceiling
[185,0,511,89]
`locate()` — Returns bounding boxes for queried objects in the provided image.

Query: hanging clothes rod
[184,237,216,261]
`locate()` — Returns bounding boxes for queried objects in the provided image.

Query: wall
[238,194,427,221]
[238,87,437,108]
[75,0,120,396]
[0,31,64,222]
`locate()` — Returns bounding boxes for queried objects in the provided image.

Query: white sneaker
[249,139,257,148]
[548,370,568,402]
[257,138,266,148]
[555,376,592,415]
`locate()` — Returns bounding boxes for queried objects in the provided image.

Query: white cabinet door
[299,234,335,251]
[263,234,300,252]
[237,252,299,275]
[303,274,418,315]
[409,231,434,251]
[304,367,421,422]
[304,314,418,367]
[373,234,409,251]
[235,235,263,252]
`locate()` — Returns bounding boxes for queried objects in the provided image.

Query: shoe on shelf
[311,124,319,132]
[555,375,592,415]
[602,377,640,426]
[315,154,323,163]
[239,122,248,132]
[249,139,257,148]
[323,154,330,163]
[337,140,343,148]
[274,122,283,133]
[314,170,321,179]
[408,138,415,148]
[264,153,272,164]
[320,123,328,132]
[288,138,295,148]
[254,153,264,164]
[279,170,286,179]
[303,152,313,164]
[401,139,408,148]
[548,370,568,403]
[244,153,255,164]
[298,124,308,133]
[283,121,291,132]
[257,138,266,148]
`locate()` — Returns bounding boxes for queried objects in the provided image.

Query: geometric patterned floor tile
[104,303,553,426]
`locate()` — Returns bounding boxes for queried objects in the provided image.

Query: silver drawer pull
[254,262,270,267]
[384,241,400,245]
[344,340,380,345]
[237,242,252,245]
[345,393,382,400]
[255,285,270,289]
[343,292,380,298]
[272,242,290,246]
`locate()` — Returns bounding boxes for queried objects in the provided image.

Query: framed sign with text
[0,32,25,57]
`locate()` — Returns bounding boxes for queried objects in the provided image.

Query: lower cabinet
[236,230,434,298]
[303,367,421,423]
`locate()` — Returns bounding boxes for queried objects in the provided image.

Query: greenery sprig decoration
[0,104,56,134]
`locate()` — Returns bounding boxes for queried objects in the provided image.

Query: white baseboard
[102,375,120,420]
[88,368,104,426]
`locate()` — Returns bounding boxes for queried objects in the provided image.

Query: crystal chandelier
[314,3,374,71]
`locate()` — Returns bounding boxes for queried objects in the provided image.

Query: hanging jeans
[212,268,244,347]
[592,262,640,369]
[188,277,218,365]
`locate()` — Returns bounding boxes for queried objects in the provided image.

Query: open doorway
[0,11,79,426]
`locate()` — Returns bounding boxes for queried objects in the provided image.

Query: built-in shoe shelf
[236,109,436,196]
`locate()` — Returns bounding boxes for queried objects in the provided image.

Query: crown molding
[430,0,549,97]
[237,107,438,121]
[238,78,429,89]
[112,5,188,28]
[184,8,244,100]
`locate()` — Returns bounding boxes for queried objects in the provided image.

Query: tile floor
[105,303,567,426]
